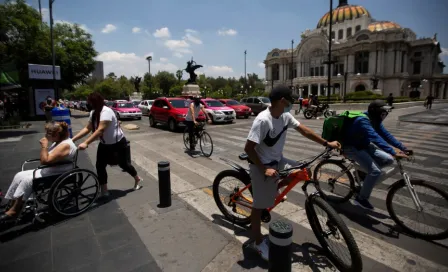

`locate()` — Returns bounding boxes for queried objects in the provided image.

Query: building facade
[264,0,448,99]
[92,61,104,81]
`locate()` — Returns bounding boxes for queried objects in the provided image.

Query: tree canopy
[0,0,97,90]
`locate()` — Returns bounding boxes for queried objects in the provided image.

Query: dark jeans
[96,137,137,185]
[427,102,432,109]
[186,120,195,148]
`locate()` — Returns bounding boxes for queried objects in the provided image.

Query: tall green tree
[176,70,183,82]
[0,0,98,90]
[154,71,177,95]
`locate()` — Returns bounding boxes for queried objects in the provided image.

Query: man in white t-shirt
[245,85,340,261]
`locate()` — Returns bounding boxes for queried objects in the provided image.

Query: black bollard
[268,220,293,272]
[158,161,171,208]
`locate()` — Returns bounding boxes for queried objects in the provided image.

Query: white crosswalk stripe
[129,121,448,271]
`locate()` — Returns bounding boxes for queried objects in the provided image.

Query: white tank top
[185,103,202,121]
[41,138,77,175]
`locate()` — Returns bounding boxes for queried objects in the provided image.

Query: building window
[320,66,324,76]
[347,27,352,37]
[339,64,345,74]
[331,31,335,39]
[272,64,280,80]
[338,29,343,40]
[310,67,314,77]
[414,52,422,57]
[413,61,421,75]
[294,68,297,78]
[355,51,370,74]
[401,51,405,73]
[272,52,280,57]
[315,67,319,76]
[355,25,361,33]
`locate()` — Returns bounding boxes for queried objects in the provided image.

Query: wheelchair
[12,150,100,224]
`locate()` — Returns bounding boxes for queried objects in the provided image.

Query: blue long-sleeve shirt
[344,115,405,155]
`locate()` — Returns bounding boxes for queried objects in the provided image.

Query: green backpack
[322,111,367,145]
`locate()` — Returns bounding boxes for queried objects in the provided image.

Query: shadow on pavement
[0,130,39,139]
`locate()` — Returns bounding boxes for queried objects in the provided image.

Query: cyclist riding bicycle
[186,95,209,150]
[244,85,340,261]
[343,99,408,210]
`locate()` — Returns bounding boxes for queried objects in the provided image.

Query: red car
[219,99,251,119]
[149,97,206,132]
[111,101,142,120]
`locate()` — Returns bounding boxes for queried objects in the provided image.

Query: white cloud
[173,52,184,58]
[258,62,265,68]
[132,27,141,34]
[96,51,178,78]
[102,24,117,33]
[185,29,198,34]
[218,28,237,36]
[202,65,234,77]
[441,48,448,57]
[55,20,92,33]
[184,33,202,45]
[41,8,49,22]
[153,27,171,38]
[160,57,168,62]
[164,39,192,58]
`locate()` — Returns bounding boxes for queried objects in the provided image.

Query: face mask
[284,102,292,113]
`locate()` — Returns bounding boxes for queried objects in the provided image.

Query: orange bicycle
[213,148,362,271]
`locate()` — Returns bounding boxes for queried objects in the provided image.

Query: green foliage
[154,71,177,95]
[0,0,97,90]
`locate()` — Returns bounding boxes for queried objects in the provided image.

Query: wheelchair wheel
[48,168,100,217]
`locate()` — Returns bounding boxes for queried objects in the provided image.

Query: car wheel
[244,115,249,119]
[149,115,156,127]
[137,117,142,120]
[168,118,177,132]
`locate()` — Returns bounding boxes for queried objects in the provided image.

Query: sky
[19,0,448,79]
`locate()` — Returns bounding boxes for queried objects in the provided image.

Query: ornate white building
[263,0,448,99]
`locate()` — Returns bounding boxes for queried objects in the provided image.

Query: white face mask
[284,102,292,113]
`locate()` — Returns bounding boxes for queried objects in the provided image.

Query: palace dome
[317,2,370,28]
[368,21,402,32]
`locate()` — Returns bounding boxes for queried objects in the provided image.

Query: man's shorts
[249,157,300,209]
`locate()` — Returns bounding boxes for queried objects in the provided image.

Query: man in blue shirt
[343,100,408,210]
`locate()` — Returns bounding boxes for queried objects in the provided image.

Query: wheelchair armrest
[22,159,41,171]
[37,161,74,169]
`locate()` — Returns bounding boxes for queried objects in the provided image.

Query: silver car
[240,97,271,115]
[138,100,154,115]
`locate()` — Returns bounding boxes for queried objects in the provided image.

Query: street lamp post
[146,56,152,95]
[244,50,247,92]
[324,0,334,104]
[49,0,57,99]
[338,72,361,102]
[291,39,294,88]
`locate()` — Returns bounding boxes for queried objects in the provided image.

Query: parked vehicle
[112,101,142,120]
[138,100,154,115]
[79,101,88,111]
[240,97,271,115]
[105,101,114,108]
[149,97,206,131]
[200,98,236,123]
[131,100,141,108]
[219,99,251,119]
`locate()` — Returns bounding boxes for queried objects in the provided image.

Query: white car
[201,99,236,123]
[138,100,154,115]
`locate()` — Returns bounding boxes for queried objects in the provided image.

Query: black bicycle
[183,122,214,157]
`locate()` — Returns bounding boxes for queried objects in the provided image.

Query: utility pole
[49,0,57,99]
[38,0,43,27]
[146,56,152,95]
[291,39,294,90]
[244,50,247,94]
[324,0,335,103]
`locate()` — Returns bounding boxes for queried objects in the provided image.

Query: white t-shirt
[247,108,300,164]
[89,106,124,144]
[185,103,202,122]
[41,138,78,175]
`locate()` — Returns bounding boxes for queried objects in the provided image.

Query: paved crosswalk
[125,118,448,271]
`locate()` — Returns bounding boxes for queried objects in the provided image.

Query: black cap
[368,99,391,111]
[269,85,294,103]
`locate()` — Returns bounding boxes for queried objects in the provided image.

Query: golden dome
[317,5,370,28]
[368,21,401,32]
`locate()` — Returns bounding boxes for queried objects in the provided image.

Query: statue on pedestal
[133,76,142,93]
[370,77,379,90]
[184,57,203,85]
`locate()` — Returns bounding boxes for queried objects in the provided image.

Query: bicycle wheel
[386,179,448,240]
[306,195,363,272]
[213,170,253,226]
[200,131,213,157]
[313,159,355,203]
[183,128,191,150]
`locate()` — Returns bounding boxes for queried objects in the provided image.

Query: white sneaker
[278,189,287,201]
[253,239,269,261]
[134,179,143,190]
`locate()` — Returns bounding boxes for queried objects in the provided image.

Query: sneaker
[134,179,143,191]
[354,197,374,210]
[253,239,269,261]
[277,189,287,201]
[99,190,110,198]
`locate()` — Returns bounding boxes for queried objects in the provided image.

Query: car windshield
[106,101,114,106]
[132,101,140,105]
[169,100,188,108]
[147,101,153,105]
[225,100,240,105]
[261,98,270,103]
[205,100,224,107]
[117,103,133,108]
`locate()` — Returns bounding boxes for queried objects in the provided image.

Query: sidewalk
[0,126,161,272]
[398,107,448,126]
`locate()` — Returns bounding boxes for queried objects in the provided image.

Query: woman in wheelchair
[1,121,77,221]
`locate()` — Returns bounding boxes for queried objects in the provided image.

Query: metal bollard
[269,220,293,272]
[158,161,171,208]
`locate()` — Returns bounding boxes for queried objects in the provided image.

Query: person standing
[72,92,142,197]
[295,96,303,115]
[386,93,394,108]
[43,96,55,123]
[425,94,434,109]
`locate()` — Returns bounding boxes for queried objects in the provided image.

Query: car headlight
[213,110,223,114]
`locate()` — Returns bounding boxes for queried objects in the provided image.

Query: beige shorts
[249,157,300,209]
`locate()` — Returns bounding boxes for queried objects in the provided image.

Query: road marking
[0,136,22,143]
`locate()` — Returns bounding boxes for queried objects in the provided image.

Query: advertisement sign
[28,64,61,80]
[35,89,55,115]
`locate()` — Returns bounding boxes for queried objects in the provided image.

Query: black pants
[186,121,195,148]
[96,137,137,185]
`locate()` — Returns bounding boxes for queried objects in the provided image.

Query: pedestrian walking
[425,94,434,110]
[72,92,142,198]
[386,93,394,108]
[295,96,303,115]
